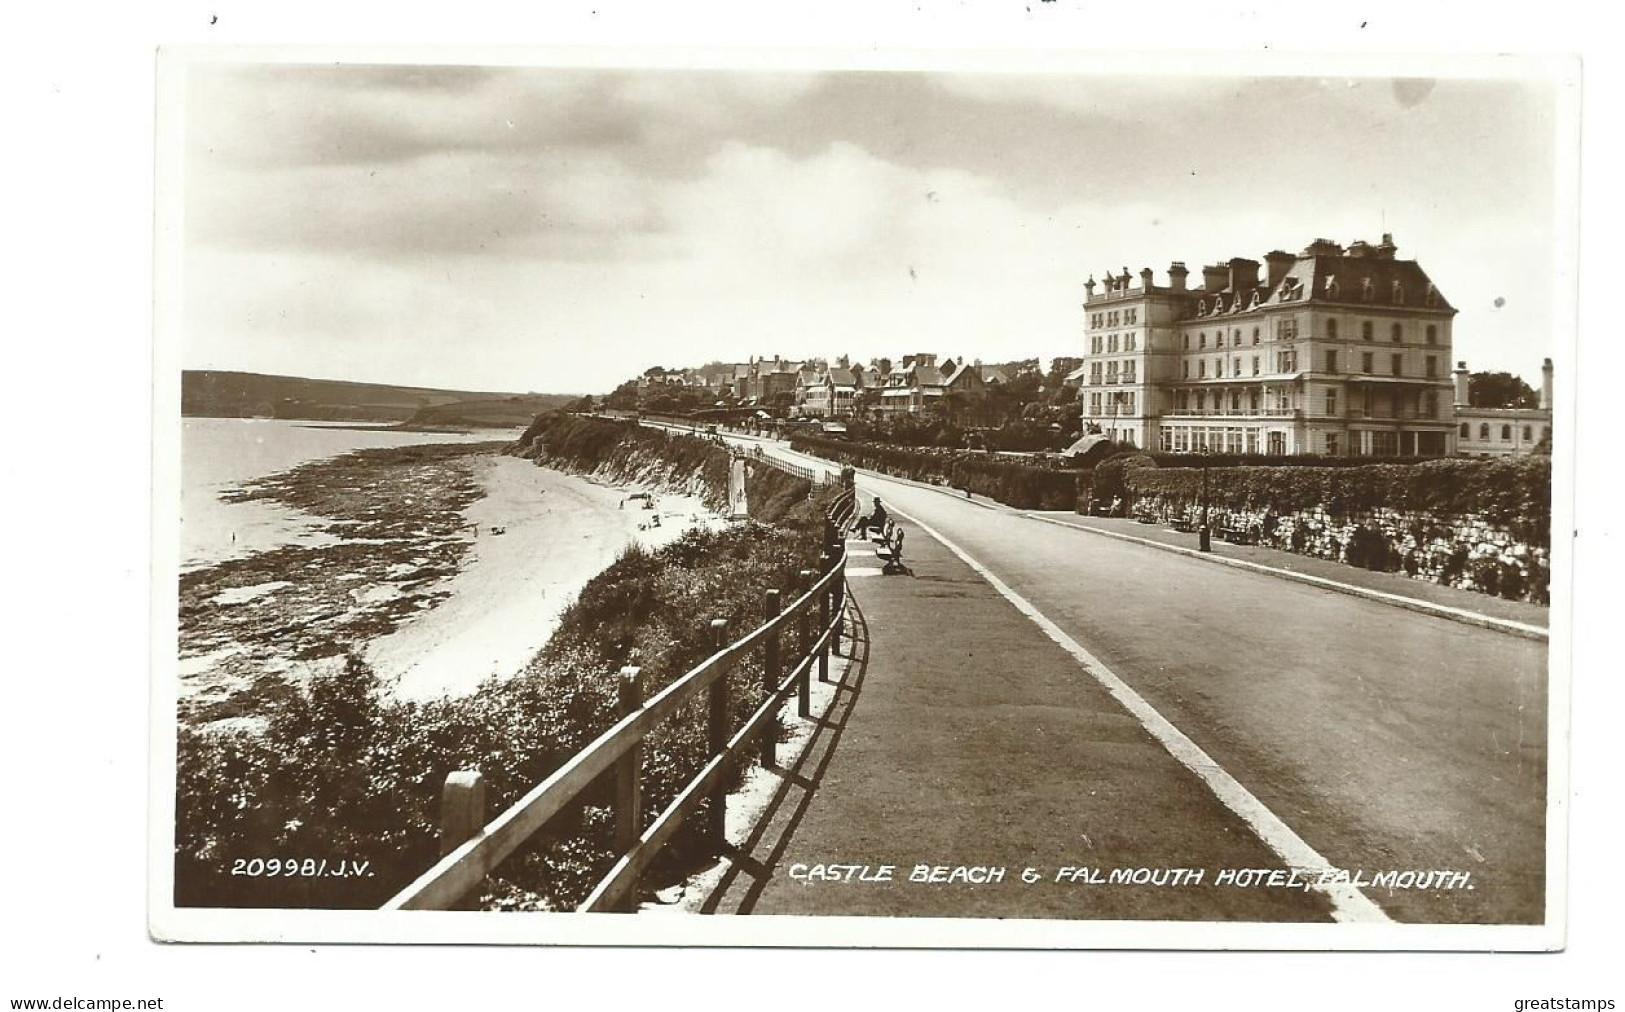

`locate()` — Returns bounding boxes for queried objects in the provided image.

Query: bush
[1123,457,1551,545]
[788,434,1079,510]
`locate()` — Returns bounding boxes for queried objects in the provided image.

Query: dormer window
[1392,280,1405,305]
[1361,278,1375,303]
[1325,275,1340,298]
[1426,283,1440,308]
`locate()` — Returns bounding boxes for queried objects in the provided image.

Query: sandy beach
[375,457,723,702]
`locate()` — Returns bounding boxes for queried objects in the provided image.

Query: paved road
[687,426,1547,923]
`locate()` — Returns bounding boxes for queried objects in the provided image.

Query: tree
[1470,371,1537,408]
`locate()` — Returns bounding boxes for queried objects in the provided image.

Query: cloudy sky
[178,60,1564,394]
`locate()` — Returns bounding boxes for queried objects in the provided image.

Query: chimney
[1303,238,1345,257]
[1375,232,1398,259]
[1168,262,1189,292]
[1140,267,1155,290]
[1453,361,1471,408]
[1228,257,1260,292]
[1084,275,1097,298]
[1541,357,1553,410]
[1348,240,1374,258]
[1201,263,1228,292]
[1263,250,1295,289]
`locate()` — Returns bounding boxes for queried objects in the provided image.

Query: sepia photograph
[149,47,1575,949]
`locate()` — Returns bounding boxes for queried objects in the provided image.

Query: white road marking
[879,499,1392,925]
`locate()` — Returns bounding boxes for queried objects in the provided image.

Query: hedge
[1123,456,1551,545]
[788,434,1080,510]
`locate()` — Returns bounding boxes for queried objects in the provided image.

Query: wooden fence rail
[382,490,855,913]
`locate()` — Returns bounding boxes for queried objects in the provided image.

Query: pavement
[704,520,1336,922]
[686,431,1551,925]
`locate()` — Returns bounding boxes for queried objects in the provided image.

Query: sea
[178,417,522,573]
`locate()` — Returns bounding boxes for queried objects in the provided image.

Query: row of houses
[639,353,1046,422]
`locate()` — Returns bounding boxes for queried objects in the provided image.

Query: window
[1183,333,1191,350]
[1479,423,1490,440]
[1199,360,1207,378]
[1234,357,1241,375]
[1362,321,1374,341]
[1423,391,1438,419]
[1182,361,1190,379]
[1501,424,1512,441]
[1252,355,1260,376]
[1362,352,1374,373]
[1327,319,1338,339]
[1196,391,1206,410]
[1426,284,1440,307]
[1326,388,1338,416]
[1426,324,1438,345]
[1252,327,1261,345]
[1327,433,1341,455]
[1327,350,1339,372]
[1391,353,1402,376]
[1426,355,1437,377]
[1215,330,1225,348]
[1361,278,1375,303]
[1090,392,1101,414]
[1523,425,1533,441]
[1393,281,1405,306]
[1199,332,1207,349]
[1459,422,1470,438]
[1215,357,1224,378]
[1126,333,1137,351]
[1391,322,1403,343]
[1277,318,1299,340]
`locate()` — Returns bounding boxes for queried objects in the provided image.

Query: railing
[747,445,835,486]
[383,489,857,913]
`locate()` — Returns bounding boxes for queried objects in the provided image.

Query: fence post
[707,618,730,848]
[817,573,831,687]
[614,666,644,913]
[832,555,846,658]
[798,570,815,716]
[762,590,782,768]
[439,770,486,910]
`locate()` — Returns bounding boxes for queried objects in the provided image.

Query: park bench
[1220,523,1258,545]
[875,527,906,574]
[1170,516,1200,533]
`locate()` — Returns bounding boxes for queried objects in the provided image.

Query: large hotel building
[1079,234,1457,457]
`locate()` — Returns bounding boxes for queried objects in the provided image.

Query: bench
[1220,524,1258,545]
[1170,517,1200,534]
[875,528,906,574]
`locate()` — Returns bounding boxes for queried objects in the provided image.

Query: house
[1078,234,1458,456]
[877,354,949,416]
[1453,359,1553,457]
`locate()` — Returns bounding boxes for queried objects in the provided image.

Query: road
[690,426,1548,923]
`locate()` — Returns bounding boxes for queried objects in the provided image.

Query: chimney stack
[1263,250,1295,289]
[1201,263,1228,292]
[1228,257,1260,292]
[1453,361,1471,408]
[1140,267,1155,290]
[1168,261,1189,292]
[1375,233,1398,259]
[1541,357,1553,411]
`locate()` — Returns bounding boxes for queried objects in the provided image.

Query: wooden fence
[382,490,857,912]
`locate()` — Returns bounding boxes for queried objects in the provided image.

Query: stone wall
[1126,494,1549,603]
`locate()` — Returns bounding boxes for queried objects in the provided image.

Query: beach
[375,456,722,702]
[177,427,724,725]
